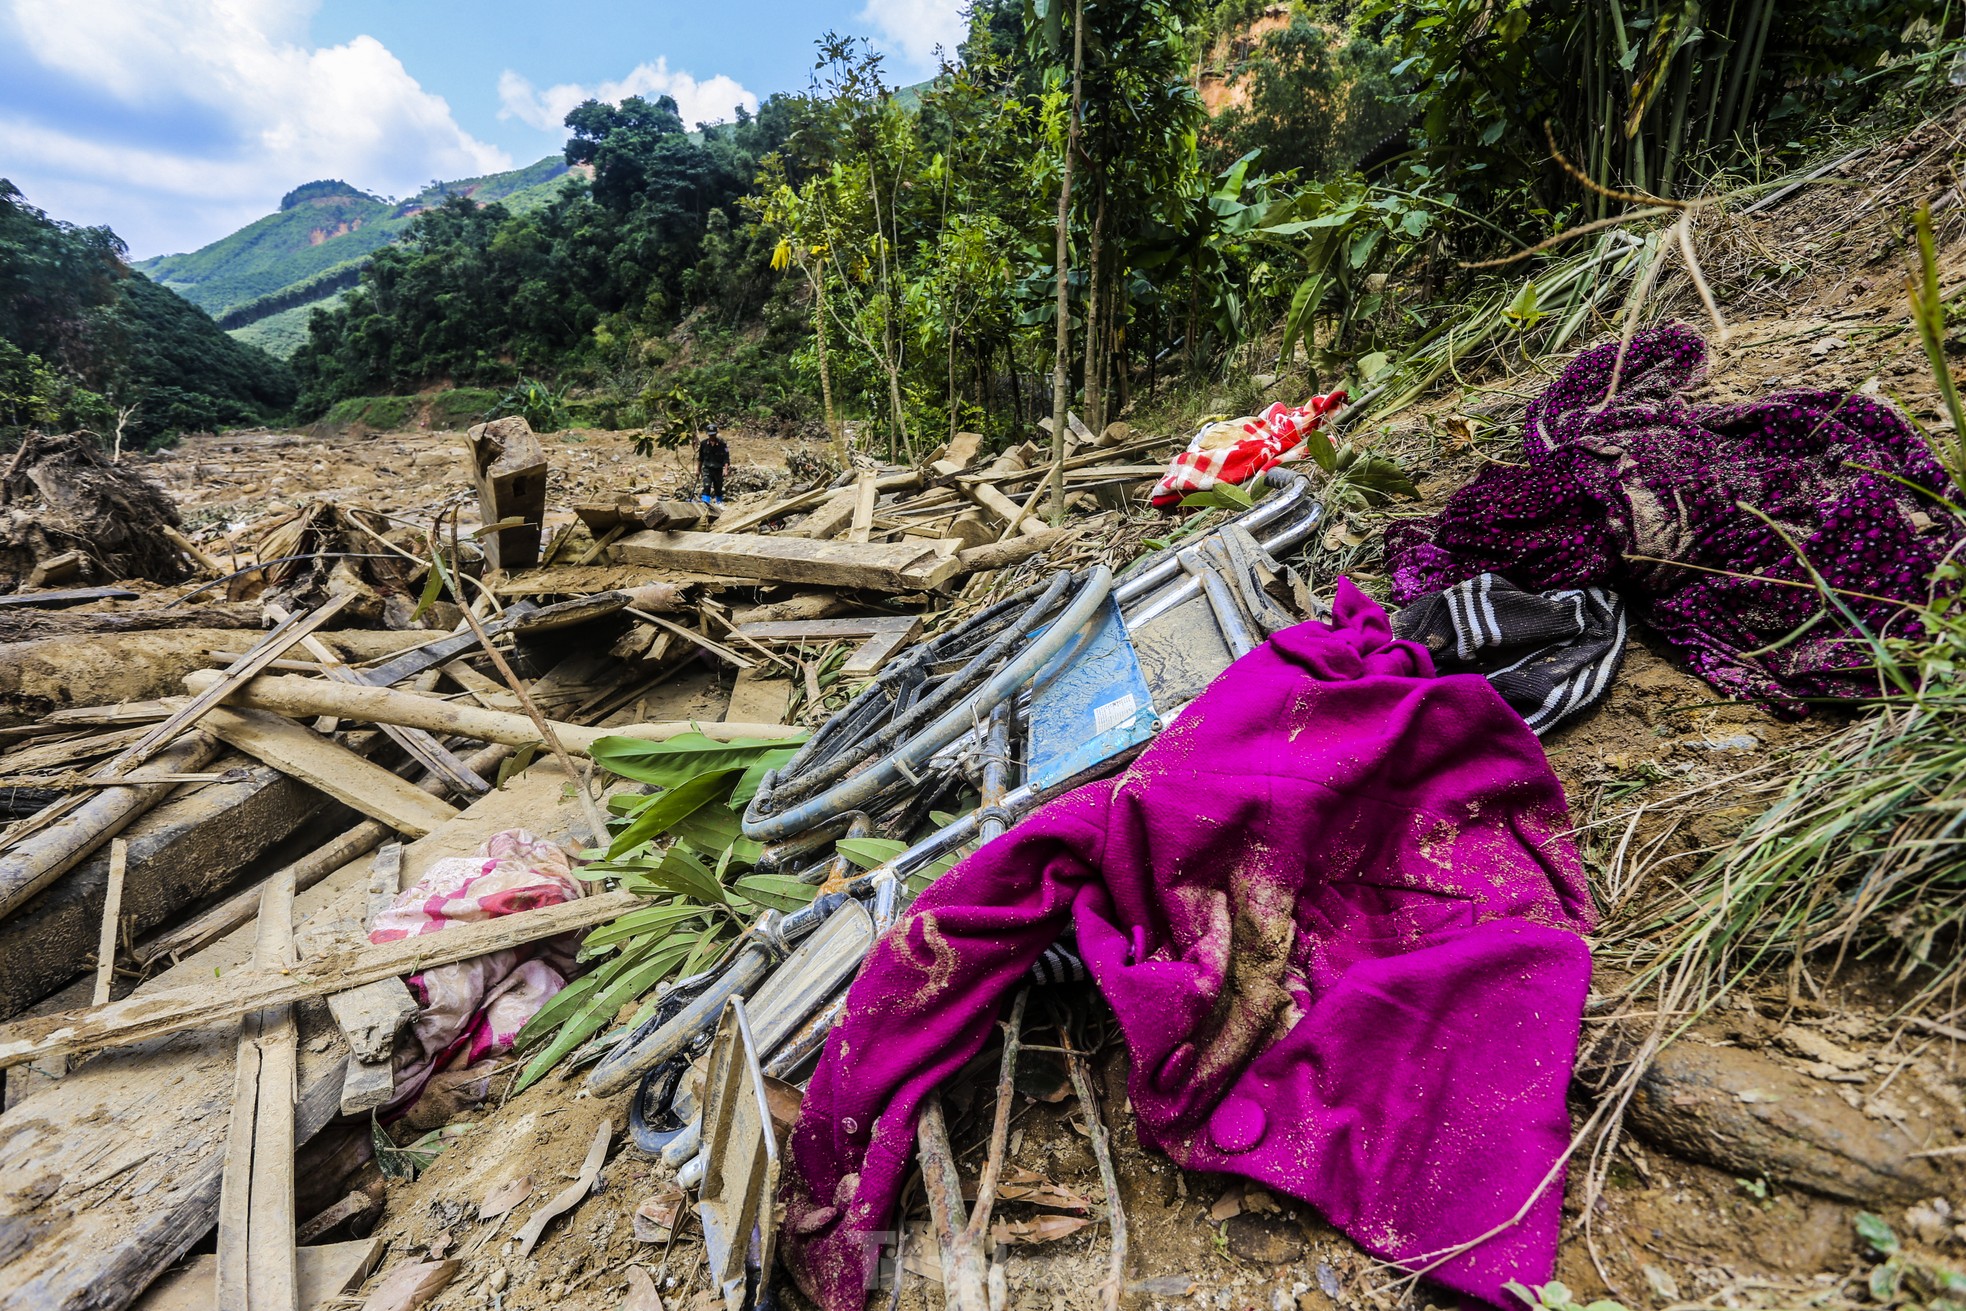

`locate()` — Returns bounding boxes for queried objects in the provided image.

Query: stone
[1625,1041,1948,1203]
[1223,1213,1305,1266]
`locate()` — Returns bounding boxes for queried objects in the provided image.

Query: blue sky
[0,0,966,260]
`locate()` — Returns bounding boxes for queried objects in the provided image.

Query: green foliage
[510,731,808,1092]
[494,376,571,433]
[1,180,294,445]
[137,158,580,325]
[1367,0,1951,224]
[1210,19,1416,179]
[0,339,110,446]
[1502,1281,1623,1311]
[1856,1213,1966,1308]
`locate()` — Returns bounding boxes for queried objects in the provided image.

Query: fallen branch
[180,669,797,756]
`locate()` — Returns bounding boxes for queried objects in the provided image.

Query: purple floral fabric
[781,581,1596,1309]
[1386,323,1959,712]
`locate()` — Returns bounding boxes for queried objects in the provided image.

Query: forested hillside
[0,182,296,449]
[133,158,579,357]
[288,0,1948,457]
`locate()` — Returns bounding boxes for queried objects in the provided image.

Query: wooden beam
[91,841,128,1008]
[611,530,962,592]
[181,671,798,758]
[735,615,923,679]
[0,890,642,1069]
[465,417,548,571]
[0,732,225,923]
[217,870,299,1311]
[0,762,588,1311]
[781,486,859,541]
[0,586,139,608]
[960,482,1051,539]
[197,706,459,838]
[845,471,878,545]
[131,1239,379,1311]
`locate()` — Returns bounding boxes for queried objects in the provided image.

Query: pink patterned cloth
[370,829,584,1108]
[782,582,1595,1308]
[1149,394,1347,508]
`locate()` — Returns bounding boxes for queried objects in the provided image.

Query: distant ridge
[134,157,580,356]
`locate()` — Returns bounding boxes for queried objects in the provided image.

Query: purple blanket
[781,582,1596,1308]
[1386,323,1958,712]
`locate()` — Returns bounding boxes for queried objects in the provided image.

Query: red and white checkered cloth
[1149,393,1347,509]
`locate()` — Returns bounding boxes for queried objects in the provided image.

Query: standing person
[696,422,730,503]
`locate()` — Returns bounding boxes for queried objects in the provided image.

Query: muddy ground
[92,104,1966,1311]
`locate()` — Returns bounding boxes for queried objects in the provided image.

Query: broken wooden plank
[356,601,541,688]
[465,417,548,571]
[928,432,984,478]
[198,706,459,838]
[326,846,415,1116]
[2,760,328,1020]
[0,889,642,1069]
[0,586,139,609]
[612,529,962,592]
[736,616,923,679]
[0,732,225,924]
[781,485,859,540]
[179,671,797,757]
[218,869,299,1311]
[713,470,921,536]
[845,471,878,545]
[0,760,591,1311]
[132,1239,379,1311]
[960,482,1051,539]
[91,841,128,1008]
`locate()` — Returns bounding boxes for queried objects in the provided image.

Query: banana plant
[507,730,810,1091]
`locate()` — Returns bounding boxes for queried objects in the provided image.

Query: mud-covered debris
[1627,1041,1950,1203]
[0,431,189,587]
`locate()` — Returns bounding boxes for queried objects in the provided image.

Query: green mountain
[134,156,580,356]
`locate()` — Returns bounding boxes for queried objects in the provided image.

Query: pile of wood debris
[0,410,1185,1311]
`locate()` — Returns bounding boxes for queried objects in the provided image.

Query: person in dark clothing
[697,423,730,502]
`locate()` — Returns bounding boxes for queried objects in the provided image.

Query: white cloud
[859,0,968,72]
[1,0,508,256]
[497,59,758,135]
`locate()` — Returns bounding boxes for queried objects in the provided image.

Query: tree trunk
[812,266,845,463]
[1048,0,1087,526]
[1082,182,1106,438]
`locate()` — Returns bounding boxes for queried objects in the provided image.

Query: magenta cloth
[1385,323,1960,712]
[781,581,1596,1308]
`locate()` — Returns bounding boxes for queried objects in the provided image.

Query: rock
[1223,1212,1305,1265]
[1626,1041,1947,1203]
[1776,1025,1868,1072]
[1906,1197,1956,1247]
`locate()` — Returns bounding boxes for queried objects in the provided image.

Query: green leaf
[733,874,821,913]
[1302,422,1337,475]
[837,836,910,871]
[1856,1211,1900,1256]
[581,902,710,951]
[512,939,695,1092]
[1356,351,1391,381]
[588,732,805,791]
[605,768,743,858]
[1279,274,1328,369]
[732,746,798,808]
[409,551,448,624]
[1337,452,1419,505]
[1502,279,1544,330]
[643,844,728,903]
